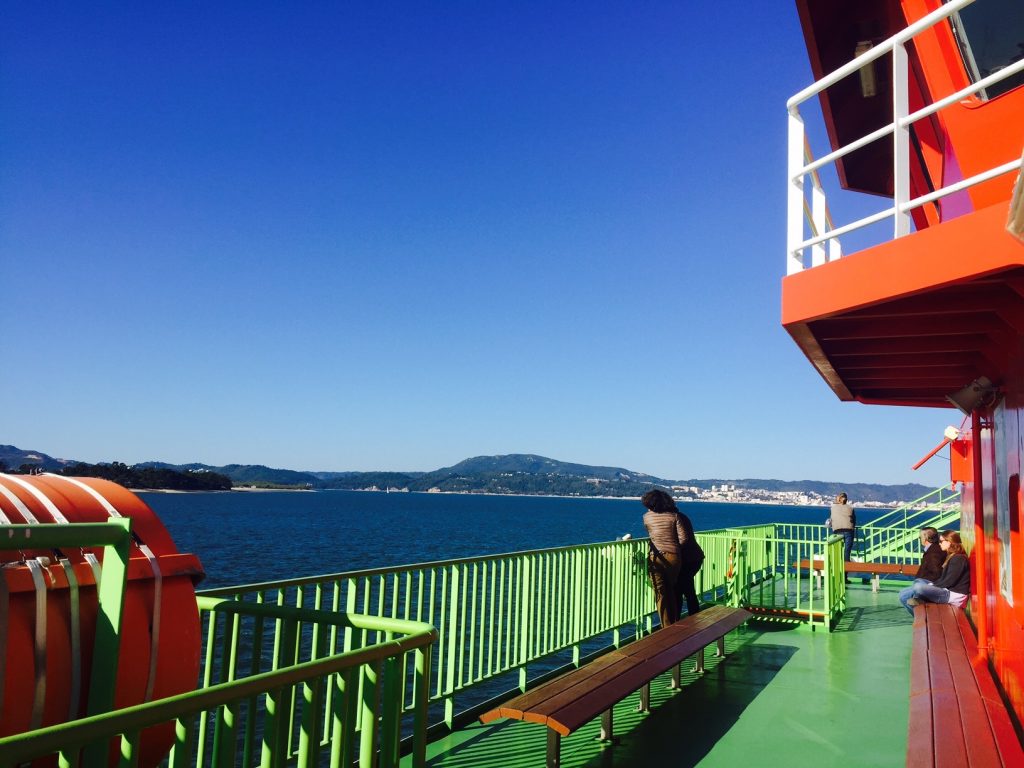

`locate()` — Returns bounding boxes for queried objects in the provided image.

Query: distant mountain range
[0,445,933,503]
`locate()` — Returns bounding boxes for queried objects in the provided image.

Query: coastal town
[668,483,907,508]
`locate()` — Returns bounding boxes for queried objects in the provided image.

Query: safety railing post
[892,41,911,238]
[787,108,807,274]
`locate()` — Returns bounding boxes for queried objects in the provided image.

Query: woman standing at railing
[904,531,970,615]
[642,489,683,628]
[641,489,703,627]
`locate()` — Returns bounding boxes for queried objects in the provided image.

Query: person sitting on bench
[898,527,944,614]
[903,530,970,615]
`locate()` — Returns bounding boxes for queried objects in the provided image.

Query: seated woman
[903,530,969,615]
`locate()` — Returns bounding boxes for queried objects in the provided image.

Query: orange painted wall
[986,345,1024,723]
[960,341,1024,726]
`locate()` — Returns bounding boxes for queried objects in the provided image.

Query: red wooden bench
[479,605,751,767]
[908,603,1024,767]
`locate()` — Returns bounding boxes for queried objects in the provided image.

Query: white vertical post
[892,42,911,238]
[787,109,807,274]
[811,181,827,267]
[828,235,842,262]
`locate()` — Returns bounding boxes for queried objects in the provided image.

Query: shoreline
[134,487,913,508]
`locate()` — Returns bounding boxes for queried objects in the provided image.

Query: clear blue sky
[1,3,956,486]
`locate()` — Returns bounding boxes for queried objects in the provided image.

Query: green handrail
[698,528,844,631]
[858,485,961,562]
[200,538,658,727]
[861,484,960,529]
[0,597,436,768]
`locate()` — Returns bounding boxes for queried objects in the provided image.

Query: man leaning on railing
[827,493,857,577]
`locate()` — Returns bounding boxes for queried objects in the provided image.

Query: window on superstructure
[948,0,1024,99]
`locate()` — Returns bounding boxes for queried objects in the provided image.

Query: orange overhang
[781,202,1024,407]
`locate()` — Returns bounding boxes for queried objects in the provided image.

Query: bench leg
[638,682,650,713]
[716,636,725,658]
[600,709,613,741]
[694,646,705,674]
[547,729,560,768]
[670,663,681,690]
[872,574,880,593]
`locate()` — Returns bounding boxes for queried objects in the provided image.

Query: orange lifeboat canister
[0,474,205,766]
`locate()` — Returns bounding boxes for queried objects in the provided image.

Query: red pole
[971,409,990,657]
[911,437,952,471]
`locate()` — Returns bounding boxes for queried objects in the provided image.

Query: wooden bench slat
[906,692,934,768]
[930,690,970,767]
[546,672,657,735]
[633,615,749,675]
[478,651,630,723]
[909,610,931,697]
[518,656,641,724]
[617,607,732,661]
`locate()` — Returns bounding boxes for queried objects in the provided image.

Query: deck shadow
[578,640,797,767]
[832,602,912,632]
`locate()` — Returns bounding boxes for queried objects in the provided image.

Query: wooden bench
[479,605,751,767]
[908,603,1024,767]
[798,559,917,592]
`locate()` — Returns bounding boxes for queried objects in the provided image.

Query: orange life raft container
[0,474,205,765]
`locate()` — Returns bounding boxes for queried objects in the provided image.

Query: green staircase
[858,485,961,562]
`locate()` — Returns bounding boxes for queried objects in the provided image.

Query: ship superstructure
[782,0,1024,729]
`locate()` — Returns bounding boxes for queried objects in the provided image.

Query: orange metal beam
[781,203,1024,327]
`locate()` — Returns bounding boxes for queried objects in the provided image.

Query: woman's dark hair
[641,488,676,513]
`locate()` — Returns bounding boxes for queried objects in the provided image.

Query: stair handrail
[861,485,960,530]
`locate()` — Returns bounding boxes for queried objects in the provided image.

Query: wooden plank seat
[796,559,917,592]
[907,603,1024,768]
[479,605,751,767]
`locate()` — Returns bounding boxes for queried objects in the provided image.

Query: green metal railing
[698,528,845,631]
[200,538,657,727]
[0,597,435,768]
[858,486,961,561]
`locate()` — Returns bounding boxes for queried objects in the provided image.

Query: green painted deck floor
[406,583,914,767]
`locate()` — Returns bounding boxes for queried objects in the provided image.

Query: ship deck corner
[408,583,914,768]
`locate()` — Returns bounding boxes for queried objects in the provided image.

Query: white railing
[787,0,1024,275]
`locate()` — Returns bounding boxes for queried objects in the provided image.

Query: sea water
[141,490,831,589]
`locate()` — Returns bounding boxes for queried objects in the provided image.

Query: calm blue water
[140,491,831,589]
